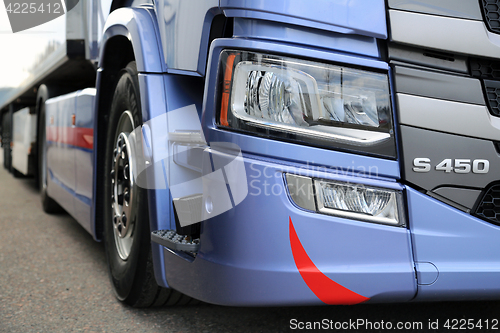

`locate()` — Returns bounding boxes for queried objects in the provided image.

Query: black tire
[12,168,24,178]
[103,62,192,307]
[37,93,63,213]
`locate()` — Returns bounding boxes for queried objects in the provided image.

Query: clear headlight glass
[218,51,395,158]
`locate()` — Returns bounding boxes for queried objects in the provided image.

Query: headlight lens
[218,51,395,158]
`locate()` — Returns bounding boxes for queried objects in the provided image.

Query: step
[151,230,200,253]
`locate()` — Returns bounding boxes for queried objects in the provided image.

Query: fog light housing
[315,180,404,226]
[285,174,405,226]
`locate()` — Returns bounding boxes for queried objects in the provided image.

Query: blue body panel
[46,89,95,234]
[157,30,417,305]
[408,188,500,301]
[152,0,386,75]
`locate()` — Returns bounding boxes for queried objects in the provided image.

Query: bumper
[161,162,500,305]
[162,157,416,306]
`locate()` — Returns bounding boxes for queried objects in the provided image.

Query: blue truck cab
[2,0,500,306]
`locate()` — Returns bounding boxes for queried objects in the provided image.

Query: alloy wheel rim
[111,111,136,260]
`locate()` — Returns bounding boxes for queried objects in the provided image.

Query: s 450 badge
[413,158,490,174]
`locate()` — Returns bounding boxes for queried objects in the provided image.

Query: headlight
[218,51,396,158]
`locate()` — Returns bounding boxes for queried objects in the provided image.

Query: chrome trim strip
[390,10,500,59]
[397,93,500,142]
[394,66,485,105]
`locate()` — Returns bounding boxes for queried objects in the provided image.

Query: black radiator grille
[469,59,500,117]
[470,58,500,80]
[480,0,500,34]
[485,80,500,116]
[474,184,500,224]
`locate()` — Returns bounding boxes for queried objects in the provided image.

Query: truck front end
[151,0,500,305]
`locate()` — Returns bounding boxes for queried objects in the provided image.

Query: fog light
[315,179,404,226]
[285,174,405,226]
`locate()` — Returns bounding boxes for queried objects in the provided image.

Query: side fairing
[154,0,219,75]
[220,0,387,39]
[45,89,95,234]
[87,0,113,61]
[153,0,387,75]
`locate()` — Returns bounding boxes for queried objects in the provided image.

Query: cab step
[151,230,200,253]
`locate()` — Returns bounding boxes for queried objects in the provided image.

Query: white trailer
[0,0,109,173]
[11,107,37,175]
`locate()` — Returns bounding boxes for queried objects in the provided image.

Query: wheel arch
[92,36,135,241]
[92,5,226,240]
[93,6,165,241]
[91,6,225,291]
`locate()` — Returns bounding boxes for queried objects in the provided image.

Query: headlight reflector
[218,51,395,158]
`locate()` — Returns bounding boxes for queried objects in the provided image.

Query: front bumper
[162,157,416,306]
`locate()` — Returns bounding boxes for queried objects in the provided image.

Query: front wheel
[103,62,193,307]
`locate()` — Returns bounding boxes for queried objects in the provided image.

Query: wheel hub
[111,112,136,260]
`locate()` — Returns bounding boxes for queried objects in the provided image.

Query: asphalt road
[1,154,500,332]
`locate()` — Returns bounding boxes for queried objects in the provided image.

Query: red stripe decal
[46,127,94,150]
[289,217,369,305]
